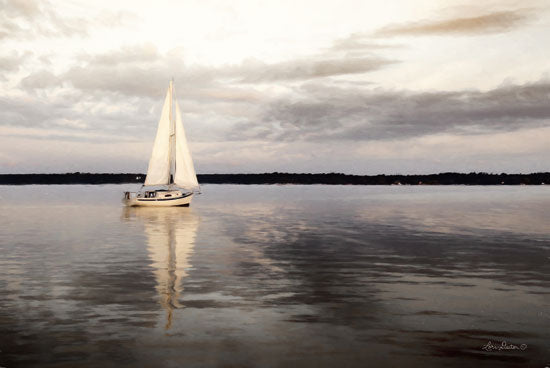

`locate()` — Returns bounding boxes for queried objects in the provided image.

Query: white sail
[174,101,199,189]
[144,87,172,186]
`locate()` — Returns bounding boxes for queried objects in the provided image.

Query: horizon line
[1,171,549,176]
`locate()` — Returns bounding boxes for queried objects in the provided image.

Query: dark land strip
[1,172,549,185]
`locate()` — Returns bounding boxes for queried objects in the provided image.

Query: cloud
[0,126,141,144]
[22,45,226,99]
[0,51,32,74]
[78,43,161,66]
[329,33,402,53]
[0,0,137,41]
[375,10,532,37]
[63,64,201,98]
[20,69,62,89]
[1,0,41,18]
[0,93,81,129]
[0,90,155,139]
[21,41,396,101]
[235,56,396,83]
[60,54,394,97]
[236,79,550,142]
[0,0,85,39]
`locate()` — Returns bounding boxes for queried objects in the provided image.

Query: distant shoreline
[0,172,548,185]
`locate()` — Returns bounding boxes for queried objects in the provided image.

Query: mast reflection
[124,207,199,330]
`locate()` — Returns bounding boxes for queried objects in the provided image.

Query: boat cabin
[132,190,183,199]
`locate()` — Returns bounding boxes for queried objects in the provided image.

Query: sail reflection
[124,207,199,329]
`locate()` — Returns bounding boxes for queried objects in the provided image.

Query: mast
[169,79,175,185]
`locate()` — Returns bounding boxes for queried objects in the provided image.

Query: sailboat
[124,80,199,207]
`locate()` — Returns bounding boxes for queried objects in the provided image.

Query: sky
[1,0,549,174]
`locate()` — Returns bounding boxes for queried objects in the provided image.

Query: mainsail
[144,81,198,189]
[144,88,172,185]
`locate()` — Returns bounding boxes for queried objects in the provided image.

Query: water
[0,185,549,367]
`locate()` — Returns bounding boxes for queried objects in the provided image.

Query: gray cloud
[22,43,395,100]
[0,90,154,139]
[329,33,402,53]
[0,92,85,129]
[20,69,62,89]
[235,56,396,83]
[0,51,32,74]
[375,10,532,37]
[22,45,222,98]
[235,79,550,142]
[63,64,201,98]
[19,42,396,105]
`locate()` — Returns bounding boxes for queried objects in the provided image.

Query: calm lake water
[0,185,549,367]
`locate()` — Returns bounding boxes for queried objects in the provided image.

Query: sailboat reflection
[123,207,199,329]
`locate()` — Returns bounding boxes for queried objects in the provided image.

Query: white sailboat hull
[124,192,193,207]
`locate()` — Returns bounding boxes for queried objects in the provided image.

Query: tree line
[1,172,549,185]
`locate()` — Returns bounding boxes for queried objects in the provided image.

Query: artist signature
[482,340,527,352]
